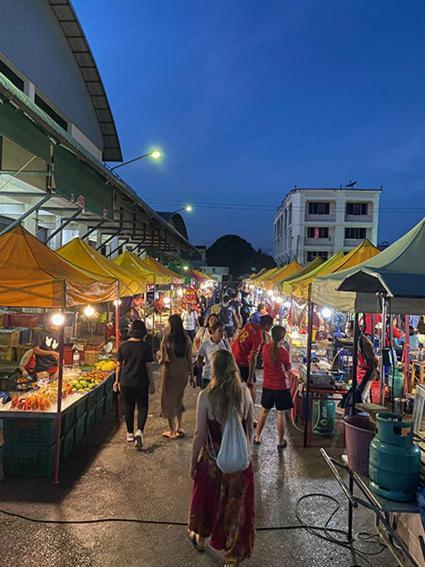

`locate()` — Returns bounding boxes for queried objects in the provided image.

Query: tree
[207,234,275,278]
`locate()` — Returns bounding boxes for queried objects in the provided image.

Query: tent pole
[351,313,359,415]
[114,284,121,422]
[53,319,65,484]
[404,314,409,398]
[303,293,314,448]
[379,295,387,406]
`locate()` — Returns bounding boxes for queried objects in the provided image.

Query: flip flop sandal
[162,432,176,439]
[187,530,206,553]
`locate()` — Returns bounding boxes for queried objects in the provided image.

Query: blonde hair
[207,350,243,423]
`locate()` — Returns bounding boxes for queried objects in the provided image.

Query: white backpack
[209,407,250,474]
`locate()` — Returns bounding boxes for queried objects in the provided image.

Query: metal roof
[48,0,123,162]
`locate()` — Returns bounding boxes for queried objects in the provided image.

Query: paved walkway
[0,371,397,566]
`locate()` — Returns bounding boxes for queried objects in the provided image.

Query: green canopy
[312,218,425,313]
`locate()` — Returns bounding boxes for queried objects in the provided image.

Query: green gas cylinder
[312,397,336,436]
[369,413,420,502]
[388,370,404,399]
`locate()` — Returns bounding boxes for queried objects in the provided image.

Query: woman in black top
[114,320,154,450]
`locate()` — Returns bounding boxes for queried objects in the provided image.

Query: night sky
[74,0,425,254]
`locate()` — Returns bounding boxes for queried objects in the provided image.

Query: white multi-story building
[274,187,381,265]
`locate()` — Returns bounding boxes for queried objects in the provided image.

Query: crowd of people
[113,284,292,565]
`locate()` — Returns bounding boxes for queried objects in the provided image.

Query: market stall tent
[338,217,425,313]
[57,239,147,297]
[114,252,170,285]
[263,260,302,289]
[113,251,157,283]
[310,239,381,310]
[0,226,117,307]
[252,267,279,285]
[280,257,324,295]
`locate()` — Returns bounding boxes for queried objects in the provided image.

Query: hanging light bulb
[51,312,65,327]
[83,305,96,318]
[321,307,332,320]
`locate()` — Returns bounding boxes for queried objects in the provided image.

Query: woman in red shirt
[254,326,293,449]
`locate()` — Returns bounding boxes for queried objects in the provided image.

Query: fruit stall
[0,366,116,477]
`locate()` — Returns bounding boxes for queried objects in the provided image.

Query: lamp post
[110,149,162,172]
[172,205,193,214]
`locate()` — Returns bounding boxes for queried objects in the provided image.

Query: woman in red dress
[188,349,255,565]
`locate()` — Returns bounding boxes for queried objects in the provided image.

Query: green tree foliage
[207,235,275,277]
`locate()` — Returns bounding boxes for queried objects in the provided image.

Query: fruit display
[69,369,110,392]
[10,382,74,411]
[95,360,116,372]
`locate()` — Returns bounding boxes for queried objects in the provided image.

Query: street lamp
[110,149,163,172]
[173,205,193,214]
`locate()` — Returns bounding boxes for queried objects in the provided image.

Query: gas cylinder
[312,396,336,436]
[369,413,420,502]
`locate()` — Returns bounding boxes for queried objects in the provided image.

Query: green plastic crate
[61,407,75,434]
[61,428,75,462]
[87,388,97,410]
[3,418,56,447]
[3,444,56,477]
[95,382,106,403]
[95,401,105,424]
[104,393,114,414]
[74,414,87,445]
[75,396,88,420]
[86,407,96,432]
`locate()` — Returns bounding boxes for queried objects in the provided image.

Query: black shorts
[238,366,256,383]
[261,388,293,411]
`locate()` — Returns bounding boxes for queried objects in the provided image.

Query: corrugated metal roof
[48,0,122,162]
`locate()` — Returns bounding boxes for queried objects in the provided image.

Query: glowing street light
[110,149,163,172]
[183,265,189,271]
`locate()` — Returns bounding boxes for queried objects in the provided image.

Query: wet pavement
[0,371,398,567]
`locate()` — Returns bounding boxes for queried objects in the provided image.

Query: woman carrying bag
[188,349,255,566]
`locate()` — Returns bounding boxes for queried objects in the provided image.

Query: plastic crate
[95,382,106,403]
[86,407,96,432]
[3,444,56,477]
[95,401,105,424]
[87,388,97,410]
[75,396,88,420]
[0,329,20,347]
[3,418,56,447]
[61,428,75,462]
[61,407,75,434]
[74,414,87,445]
[0,346,16,362]
[104,393,114,414]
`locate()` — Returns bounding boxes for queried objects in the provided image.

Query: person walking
[114,320,155,450]
[192,313,219,357]
[181,303,199,341]
[219,295,240,340]
[232,315,274,402]
[254,326,293,449]
[188,349,255,565]
[250,303,267,325]
[197,322,230,389]
[158,314,195,439]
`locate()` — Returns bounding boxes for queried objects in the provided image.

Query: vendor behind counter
[33,323,60,378]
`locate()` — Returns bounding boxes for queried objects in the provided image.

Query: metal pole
[45,208,82,243]
[303,294,314,448]
[351,312,359,415]
[379,295,387,406]
[0,194,51,237]
[96,231,120,251]
[80,219,105,241]
[53,321,65,484]
[404,314,409,397]
[110,152,152,172]
[114,286,121,422]
[106,238,129,258]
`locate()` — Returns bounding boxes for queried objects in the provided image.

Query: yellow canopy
[113,251,158,284]
[114,252,171,285]
[321,239,379,273]
[283,252,344,300]
[57,238,147,297]
[280,257,324,295]
[264,260,302,289]
[0,226,117,308]
[252,267,279,285]
[140,257,183,283]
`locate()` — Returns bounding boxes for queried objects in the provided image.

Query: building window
[345,227,366,239]
[306,251,328,262]
[308,202,330,215]
[35,94,68,131]
[0,59,24,91]
[288,204,292,225]
[307,227,329,239]
[346,202,368,215]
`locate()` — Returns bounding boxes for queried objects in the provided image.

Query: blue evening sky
[74,0,425,254]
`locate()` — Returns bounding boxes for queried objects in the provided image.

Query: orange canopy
[114,252,170,285]
[0,227,117,307]
[57,238,147,297]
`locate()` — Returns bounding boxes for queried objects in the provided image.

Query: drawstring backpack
[208,406,250,474]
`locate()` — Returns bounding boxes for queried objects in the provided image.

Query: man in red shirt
[232,315,274,393]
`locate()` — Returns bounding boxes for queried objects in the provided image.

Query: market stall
[0,226,118,481]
